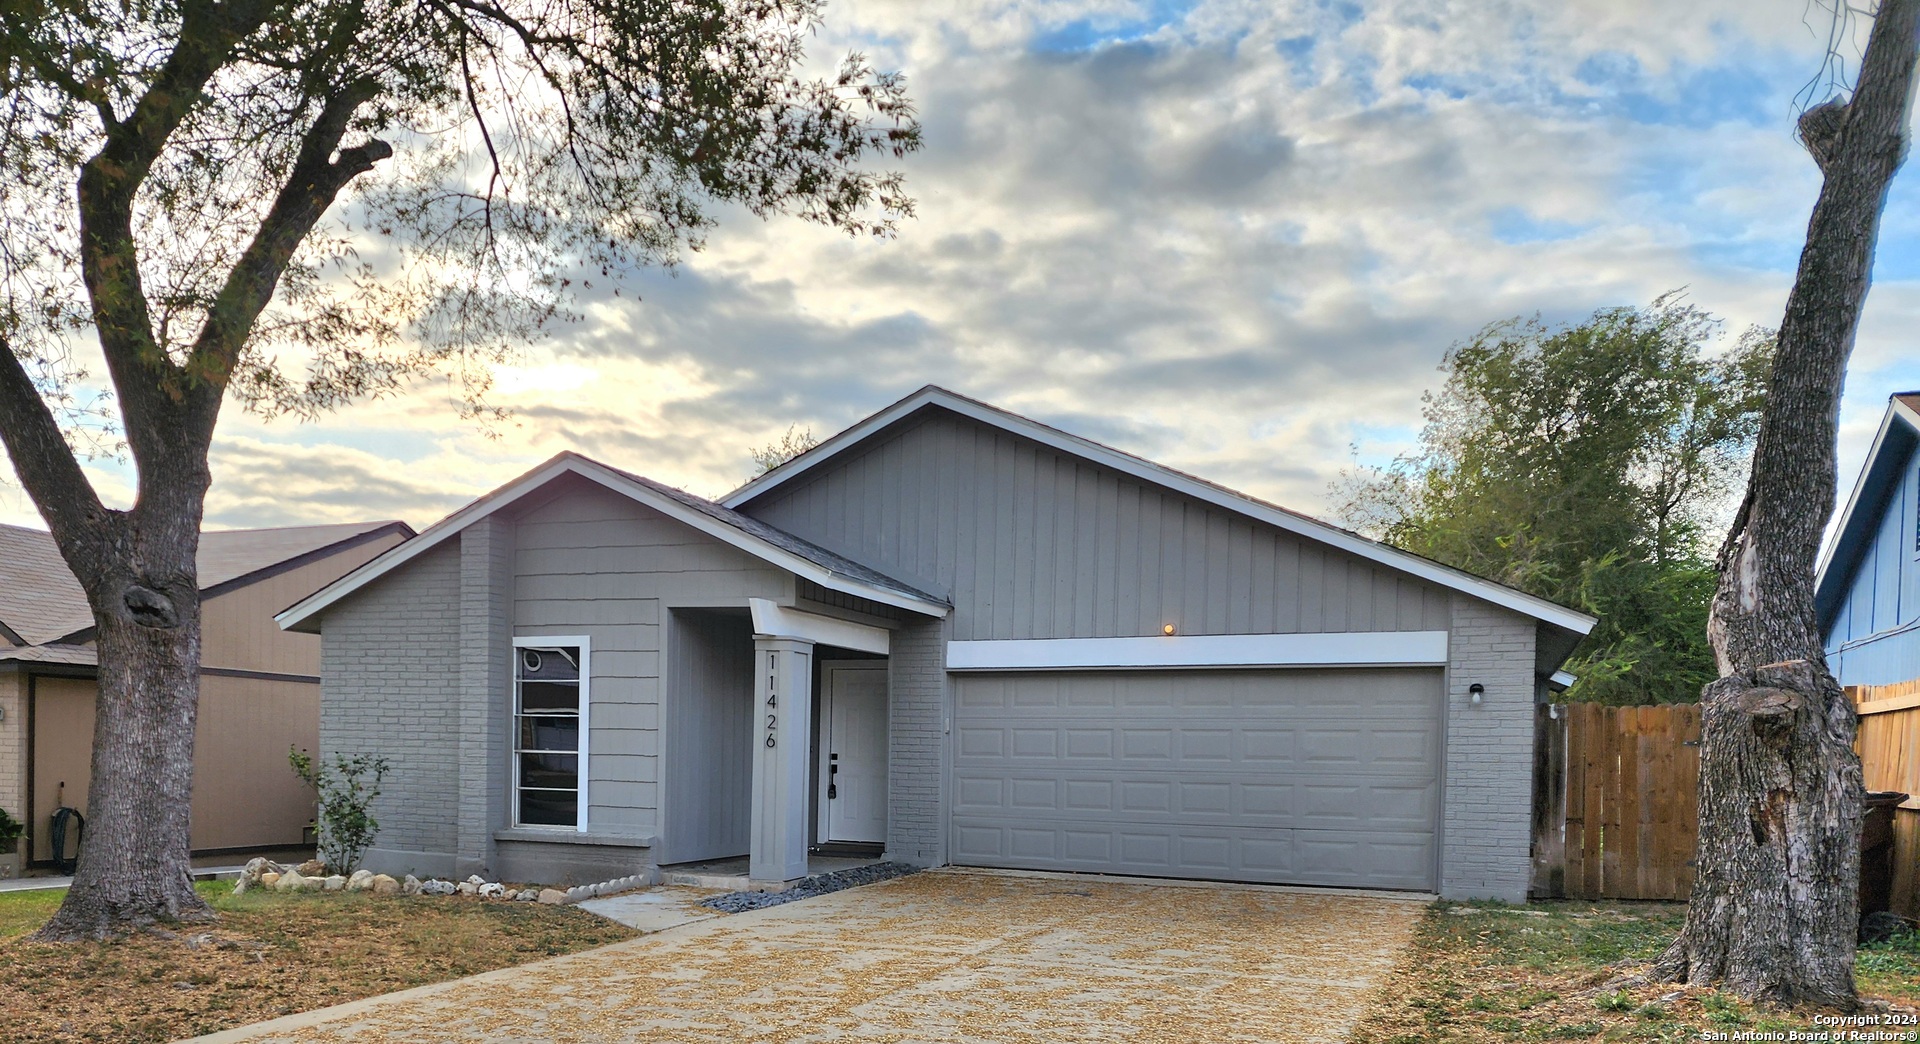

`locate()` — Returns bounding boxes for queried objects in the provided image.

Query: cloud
[8,0,1914,544]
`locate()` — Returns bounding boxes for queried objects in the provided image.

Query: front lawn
[0,881,639,1043]
[1350,900,1920,1042]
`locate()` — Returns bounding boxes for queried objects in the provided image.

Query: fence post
[1530,702,1568,898]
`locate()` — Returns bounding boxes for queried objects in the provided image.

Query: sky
[3,0,1918,536]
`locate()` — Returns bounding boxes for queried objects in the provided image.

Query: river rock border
[230,858,654,906]
[699,861,919,913]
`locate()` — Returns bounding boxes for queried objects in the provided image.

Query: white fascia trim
[749,598,890,655]
[276,456,947,631]
[945,631,1451,671]
[1818,398,1920,586]
[1549,669,1578,690]
[723,388,1595,636]
[512,634,591,834]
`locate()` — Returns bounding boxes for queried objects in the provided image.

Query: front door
[818,664,888,844]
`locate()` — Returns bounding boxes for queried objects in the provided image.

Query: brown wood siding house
[0,520,413,870]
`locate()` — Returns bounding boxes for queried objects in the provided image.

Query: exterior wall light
[1468,682,1485,705]
[1162,624,1176,636]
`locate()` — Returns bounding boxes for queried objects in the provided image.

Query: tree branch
[0,337,115,578]
[187,81,390,392]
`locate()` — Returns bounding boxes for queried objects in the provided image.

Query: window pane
[518,680,579,713]
[519,789,577,826]
[518,716,579,751]
[516,646,580,682]
[519,752,577,790]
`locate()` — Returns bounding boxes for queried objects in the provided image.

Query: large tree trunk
[1653,0,1920,1009]
[38,590,212,939]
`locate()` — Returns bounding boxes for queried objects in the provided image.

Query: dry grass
[1349,900,1920,1043]
[0,880,637,1043]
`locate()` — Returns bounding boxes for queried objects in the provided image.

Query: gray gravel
[700,861,919,913]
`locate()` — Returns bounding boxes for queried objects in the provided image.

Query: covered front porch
[664,597,905,888]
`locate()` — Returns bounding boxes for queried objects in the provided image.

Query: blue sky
[3,0,1916,537]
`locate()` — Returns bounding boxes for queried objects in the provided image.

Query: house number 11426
[765,652,778,748]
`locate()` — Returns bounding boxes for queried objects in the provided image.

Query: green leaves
[1334,296,1774,704]
[289,747,390,874]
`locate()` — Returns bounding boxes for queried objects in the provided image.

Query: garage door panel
[951,668,1440,890]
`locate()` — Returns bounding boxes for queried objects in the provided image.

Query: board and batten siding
[1827,440,1920,687]
[510,477,790,839]
[662,609,754,864]
[743,411,1451,640]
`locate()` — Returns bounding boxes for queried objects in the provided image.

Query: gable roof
[724,385,1597,638]
[276,453,950,633]
[0,519,412,647]
[1816,391,1920,625]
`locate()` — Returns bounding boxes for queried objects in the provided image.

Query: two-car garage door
[949,668,1442,891]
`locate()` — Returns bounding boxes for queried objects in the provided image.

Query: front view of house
[279,387,1593,902]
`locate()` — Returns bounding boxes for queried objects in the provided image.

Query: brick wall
[0,673,22,867]
[318,543,463,878]
[886,615,948,866]
[456,517,513,877]
[1441,594,1538,902]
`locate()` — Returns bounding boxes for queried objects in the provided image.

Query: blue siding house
[1818,392,1920,687]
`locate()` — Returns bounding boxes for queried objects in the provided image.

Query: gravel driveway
[189,868,1426,1044]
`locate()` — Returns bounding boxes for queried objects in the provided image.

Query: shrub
[288,748,390,874]
[0,807,21,852]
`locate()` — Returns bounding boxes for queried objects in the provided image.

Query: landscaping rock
[478,882,507,899]
[231,877,250,896]
[296,859,327,877]
[239,857,281,884]
[401,874,422,896]
[537,888,568,905]
[273,870,309,893]
[457,880,477,895]
[514,888,539,902]
[323,875,346,892]
[346,870,375,892]
[700,862,919,913]
[259,871,281,889]
[421,879,457,896]
[465,874,485,885]
[370,874,400,896]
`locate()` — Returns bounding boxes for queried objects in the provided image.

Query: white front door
[819,664,888,844]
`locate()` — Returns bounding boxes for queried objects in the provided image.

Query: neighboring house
[1819,391,1920,688]
[0,520,413,870]
[279,387,1594,902]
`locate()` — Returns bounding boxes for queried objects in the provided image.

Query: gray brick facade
[886,615,949,866]
[1440,594,1538,902]
[456,516,513,878]
[319,543,463,878]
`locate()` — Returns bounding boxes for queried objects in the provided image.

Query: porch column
[750,636,813,884]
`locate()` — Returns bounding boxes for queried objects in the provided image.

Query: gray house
[279,387,1593,901]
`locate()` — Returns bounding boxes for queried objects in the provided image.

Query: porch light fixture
[1468,683,1485,705]
[1162,624,1176,636]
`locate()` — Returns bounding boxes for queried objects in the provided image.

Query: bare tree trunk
[38,594,211,939]
[1653,0,1920,1009]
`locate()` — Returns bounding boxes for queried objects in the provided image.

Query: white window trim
[945,631,1451,671]
[512,635,591,833]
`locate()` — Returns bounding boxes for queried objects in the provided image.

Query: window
[512,637,589,830]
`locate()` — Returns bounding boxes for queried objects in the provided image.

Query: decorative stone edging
[231,858,652,906]
[699,861,919,913]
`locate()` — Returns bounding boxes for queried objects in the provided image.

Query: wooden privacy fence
[1532,683,1920,909]
[1531,702,1701,901]
[1852,679,1920,918]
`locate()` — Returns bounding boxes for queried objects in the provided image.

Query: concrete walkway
[187,869,1428,1044]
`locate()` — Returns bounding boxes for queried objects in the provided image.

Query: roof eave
[1815,397,1920,621]
[724,387,1596,636]
[277,455,949,633]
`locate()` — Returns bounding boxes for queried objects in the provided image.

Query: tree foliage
[1335,297,1772,704]
[0,0,920,938]
[288,747,389,874]
[748,422,817,476]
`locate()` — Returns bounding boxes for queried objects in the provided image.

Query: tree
[1651,0,1920,1009]
[748,422,818,476]
[1334,298,1772,705]
[0,0,919,939]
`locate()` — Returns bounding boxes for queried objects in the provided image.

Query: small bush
[1594,990,1635,1012]
[288,748,390,874]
